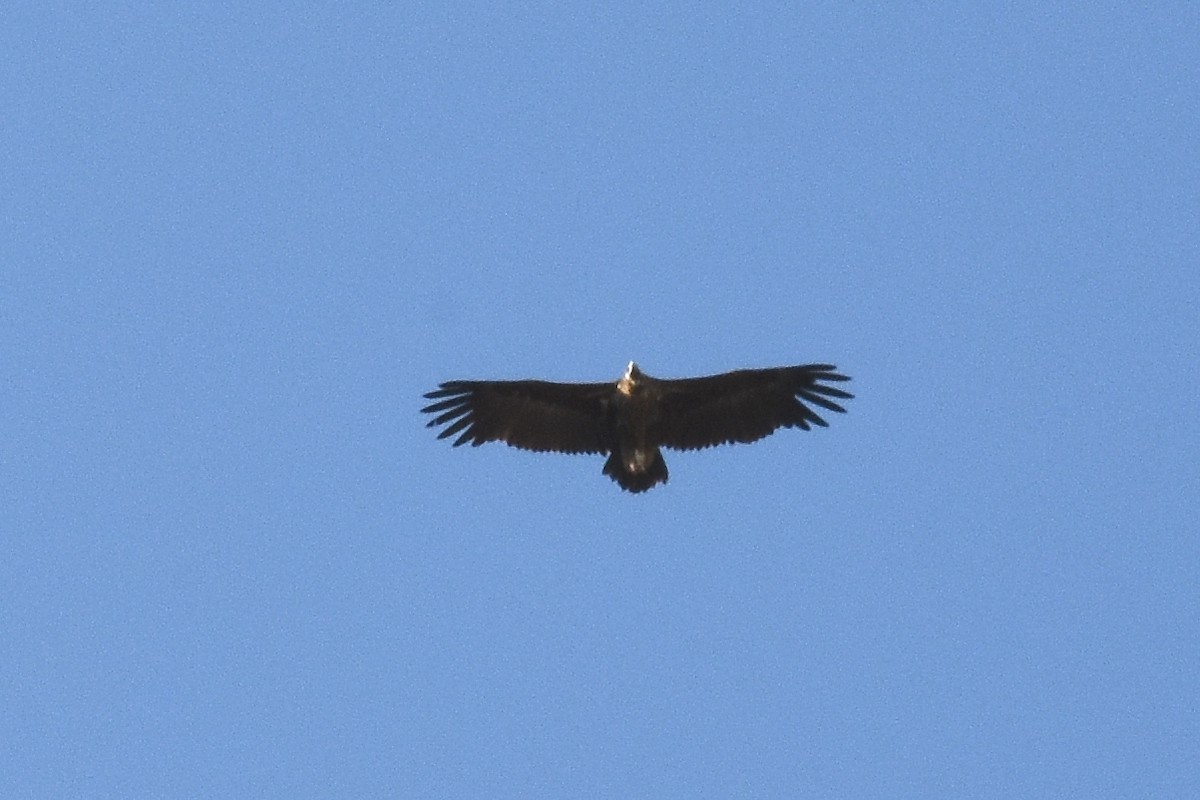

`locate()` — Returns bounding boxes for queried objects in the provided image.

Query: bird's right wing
[422,379,612,454]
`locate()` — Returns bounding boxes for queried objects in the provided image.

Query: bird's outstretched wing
[651,364,853,451]
[422,379,612,454]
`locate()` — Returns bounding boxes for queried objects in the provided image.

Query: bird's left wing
[422,379,612,454]
[651,364,853,451]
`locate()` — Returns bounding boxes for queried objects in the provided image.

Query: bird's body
[421,361,853,493]
[604,363,669,491]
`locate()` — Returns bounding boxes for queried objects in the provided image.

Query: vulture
[422,362,853,493]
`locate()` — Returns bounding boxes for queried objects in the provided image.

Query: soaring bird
[421,362,853,493]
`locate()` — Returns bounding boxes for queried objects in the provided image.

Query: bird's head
[618,361,643,395]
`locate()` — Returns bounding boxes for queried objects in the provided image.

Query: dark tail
[602,449,669,493]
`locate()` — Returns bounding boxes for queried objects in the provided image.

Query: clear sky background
[4,5,1198,798]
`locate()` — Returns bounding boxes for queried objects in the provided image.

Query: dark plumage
[422,362,853,493]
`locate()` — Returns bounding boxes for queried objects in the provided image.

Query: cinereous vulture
[422,362,853,493]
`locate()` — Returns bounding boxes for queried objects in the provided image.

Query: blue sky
[4,4,1198,797]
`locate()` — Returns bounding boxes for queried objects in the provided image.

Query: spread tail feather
[602,449,669,493]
